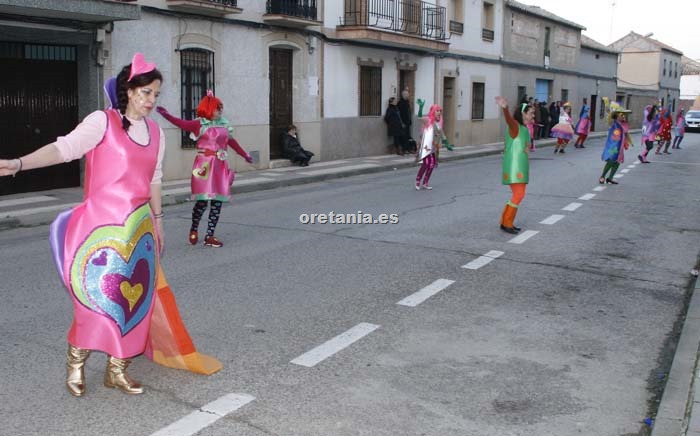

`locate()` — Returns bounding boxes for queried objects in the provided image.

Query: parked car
[686,110,700,132]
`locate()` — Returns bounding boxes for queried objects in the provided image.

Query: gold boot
[104,356,144,395]
[66,344,91,397]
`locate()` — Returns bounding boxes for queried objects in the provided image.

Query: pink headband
[128,53,156,81]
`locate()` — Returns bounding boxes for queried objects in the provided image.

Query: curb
[0,129,622,229]
[651,268,700,436]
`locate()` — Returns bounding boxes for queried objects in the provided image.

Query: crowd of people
[0,51,691,398]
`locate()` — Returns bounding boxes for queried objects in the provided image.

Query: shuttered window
[180,48,214,148]
[471,82,485,120]
[359,66,381,116]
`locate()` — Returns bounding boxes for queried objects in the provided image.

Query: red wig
[196,93,223,120]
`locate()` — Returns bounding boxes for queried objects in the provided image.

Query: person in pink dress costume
[0,53,221,396]
[156,93,253,248]
[550,102,574,153]
[573,104,591,148]
[672,108,686,149]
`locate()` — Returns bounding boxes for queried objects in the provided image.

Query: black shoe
[559,149,565,154]
[606,178,619,184]
[500,225,519,234]
[580,145,585,148]
[512,225,522,232]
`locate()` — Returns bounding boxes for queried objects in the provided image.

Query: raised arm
[155,106,201,135]
[495,96,519,139]
[227,137,253,163]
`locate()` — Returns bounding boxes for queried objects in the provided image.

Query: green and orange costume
[500,106,530,233]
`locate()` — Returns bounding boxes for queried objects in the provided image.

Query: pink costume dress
[50,109,161,358]
[191,118,249,202]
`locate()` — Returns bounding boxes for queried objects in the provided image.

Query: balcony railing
[481,28,494,41]
[166,0,241,16]
[266,0,317,20]
[341,0,447,41]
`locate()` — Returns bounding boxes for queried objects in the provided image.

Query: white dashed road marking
[578,193,596,200]
[540,214,565,225]
[291,323,380,367]
[593,186,607,192]
[562,202,582,212]
[150,393,255,436]
[397,279,456,305]
[508,230,539,244]
[462,251,504,270]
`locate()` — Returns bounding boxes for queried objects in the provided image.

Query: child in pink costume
[157,92,253,248]
[414,101,452,190]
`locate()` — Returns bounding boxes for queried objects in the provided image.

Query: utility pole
[608,0,616,42]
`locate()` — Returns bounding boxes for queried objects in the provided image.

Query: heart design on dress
[193,162,210,179]
[70,205,156,335]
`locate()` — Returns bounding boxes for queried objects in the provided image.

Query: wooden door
[269,48,293,160]
[0,53,79,195]
[442,77,456,142]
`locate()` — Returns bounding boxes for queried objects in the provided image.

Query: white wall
[447,0,503,58]
[681,75,700,100]
[323,45,436,118]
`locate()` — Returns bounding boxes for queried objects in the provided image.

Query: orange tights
[509,183,526,206]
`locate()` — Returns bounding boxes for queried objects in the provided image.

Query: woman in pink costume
[0,53,221,397]
[157,92,252,248]
[550,102,574,153]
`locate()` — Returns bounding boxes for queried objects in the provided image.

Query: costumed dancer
[550,102,574,153]
[526,119,536,151]
[672,108,686,149]
[495,96,533,234]
[655,105,673,155]
[413,99,453,190]
[157,92,253,248]
[573,104,591,148]
[599,100,632,184]
[638,104,659,163]
[0,53,222,397]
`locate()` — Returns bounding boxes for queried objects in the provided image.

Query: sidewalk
[652,269,700,436]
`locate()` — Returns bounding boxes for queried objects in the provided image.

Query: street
[1,133,699,436]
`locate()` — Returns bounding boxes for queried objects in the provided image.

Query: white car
[686,110,700,132]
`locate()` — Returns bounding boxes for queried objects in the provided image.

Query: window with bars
[359,65,381,116]
[471,82,485,120]
[180,48,215,148]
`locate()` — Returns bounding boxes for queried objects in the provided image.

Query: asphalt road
[1,133,699,436]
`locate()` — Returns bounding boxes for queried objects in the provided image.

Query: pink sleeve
[227,137,249,159]
[151,127,166,184]
[159,110,201,135]
[54,111,107,162]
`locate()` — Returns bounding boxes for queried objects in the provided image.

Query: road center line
[290,323,380,367]
[462,251,504,270]
[540,214,565,225]
[508,230,539,244]
[562,202,582,211]
[578,193,596,200]
[613,174,624,179]
[620,169,630,173]
[150,393,255,436]
[397,278,456,305]
[593,186,607,192]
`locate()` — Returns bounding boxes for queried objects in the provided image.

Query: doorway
[0,43,79,195]
[589,94,597,131]
[269,47,293,160]
[442,77,456,142]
